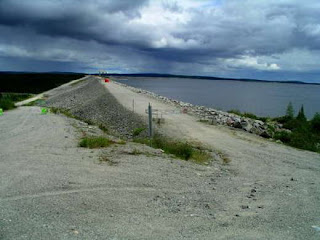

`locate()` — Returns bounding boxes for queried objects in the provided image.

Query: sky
[0,0,320,82]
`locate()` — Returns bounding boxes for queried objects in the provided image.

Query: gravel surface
[1,77,320,239]
[106,77,320,240]
[45,76,147,138]
[0,107,230,240]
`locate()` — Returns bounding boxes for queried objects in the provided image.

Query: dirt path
[105,78,320,239]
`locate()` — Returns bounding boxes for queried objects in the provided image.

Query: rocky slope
[45,77,147,138]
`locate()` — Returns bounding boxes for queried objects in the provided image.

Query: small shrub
[296,105,307,122]
[311,113,320,133]
[273,115,291,124]
[274,131,291,143]
[289,130,318,152]
[79,136,113,149]
[132,127,146,137]
[50,107,59,114]
[0,98,15,110]
[283,118,300,130]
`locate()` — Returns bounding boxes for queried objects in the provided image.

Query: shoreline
[111,79,284,139]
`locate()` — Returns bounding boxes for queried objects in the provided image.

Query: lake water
[114,77,320,118]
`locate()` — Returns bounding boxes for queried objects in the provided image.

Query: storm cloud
[1,0,320,82]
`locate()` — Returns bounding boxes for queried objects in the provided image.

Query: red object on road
[104,78,110,83]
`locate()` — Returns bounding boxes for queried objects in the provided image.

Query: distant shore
[105,73,320,85]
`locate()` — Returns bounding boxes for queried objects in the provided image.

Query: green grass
[190,151,212,164]
[0,97,15,110]
[132,127,146,137]
[134,134,212,164]
[79,136,114,149]
[0,93,33,110]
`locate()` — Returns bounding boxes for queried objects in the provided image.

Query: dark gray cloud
[1,0,320,82]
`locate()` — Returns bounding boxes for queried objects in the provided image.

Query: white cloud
[1,0,320,81]
[223,56,280,71]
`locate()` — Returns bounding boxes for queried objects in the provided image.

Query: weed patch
[132,127,146,137]
[79,136,114,149]
[98,124,109,133]
[134,134,212,163]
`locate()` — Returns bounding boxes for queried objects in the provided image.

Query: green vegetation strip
[79,136,114,149]
[0,93,33,110]
[229,103,320,153]
[273,105,320,153]
[134,134,211,164]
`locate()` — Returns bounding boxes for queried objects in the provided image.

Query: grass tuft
[132,127,146,137]
[134,134,212,163]
[191,151,212,164]
[98,124,109,133]
[79,136,113,149]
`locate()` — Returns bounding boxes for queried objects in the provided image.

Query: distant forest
[0,73,85,94]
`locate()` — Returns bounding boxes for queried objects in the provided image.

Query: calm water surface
[115,77,320,118]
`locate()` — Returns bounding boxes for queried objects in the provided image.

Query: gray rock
[260,130,272,138]
[241,120,253,132]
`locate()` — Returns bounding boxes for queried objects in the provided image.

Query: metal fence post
[148,103,153,138]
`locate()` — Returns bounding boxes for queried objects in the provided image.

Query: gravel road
[106,77,320,239]
[1,76,320,239]
[0,106,227,239]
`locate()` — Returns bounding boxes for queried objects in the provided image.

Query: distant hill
[103,73,319,85]
[0,72,85,93]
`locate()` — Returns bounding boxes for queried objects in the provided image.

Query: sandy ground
[0,77,319,239]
